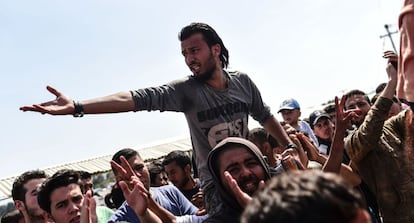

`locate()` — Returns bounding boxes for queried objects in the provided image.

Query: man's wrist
[285,143,298,151]
[73,101,84,117]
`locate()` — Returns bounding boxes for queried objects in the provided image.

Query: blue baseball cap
[278,98,300,112]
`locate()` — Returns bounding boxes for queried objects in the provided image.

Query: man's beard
[237,175,261,196]
[177,175,190,190]
[26,207,45,222]
[193,52,217,82]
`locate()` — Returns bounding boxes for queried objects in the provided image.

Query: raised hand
[287,134,308,168]
[296,132,322,163]
[119,176,150,216]
[80,190,96,223]
[335,95,360,134]
[87,191,98,223]
[190,189,205,209]
[19,85,74,115]
[110,156,137,183]
[223,171,263,208]
[383,50,398,66]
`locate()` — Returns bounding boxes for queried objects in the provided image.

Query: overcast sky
[0,0,402,179]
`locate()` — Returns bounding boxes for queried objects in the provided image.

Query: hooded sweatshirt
[204,137,271,223]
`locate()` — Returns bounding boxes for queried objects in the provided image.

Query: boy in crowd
[278,98,318,145]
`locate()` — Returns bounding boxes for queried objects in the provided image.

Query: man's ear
[211,44,221,57]
[14,200,25,212]
[184,164,192,175]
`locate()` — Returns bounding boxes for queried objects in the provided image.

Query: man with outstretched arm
[20,22,293,215]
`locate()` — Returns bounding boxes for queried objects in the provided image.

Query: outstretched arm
[263,116,293,149]
[20,85,135,115]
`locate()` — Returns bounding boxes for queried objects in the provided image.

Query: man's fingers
[19,105,40,112]
[110,160,128,179]
[120,156,136,178]
[224,171,238,190]
[383,50,397,57]
[20,103,51,113]
[258,180,265,190]
[118,181,131,196]
[46,85,62,97]
[32,104,50,113]
[131,177,148,194]
[296,133,313,148]
[339,95,346,109]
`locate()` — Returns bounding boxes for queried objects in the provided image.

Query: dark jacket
[345,96,414,223]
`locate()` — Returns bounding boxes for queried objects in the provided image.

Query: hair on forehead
[37,169,81,214]
[162,150,192,169]
[111,148,141,174]
[12,170,47,202]
[344,89,370,105]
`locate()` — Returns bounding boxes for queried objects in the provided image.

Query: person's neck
[183,177,197,190]
[206,69,227,90]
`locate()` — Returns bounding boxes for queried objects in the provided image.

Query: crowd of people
[4,9,414,223]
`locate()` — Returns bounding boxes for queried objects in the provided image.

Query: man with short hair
[343,88,384,223]
[37,169,86,223]
[109,148,207,223]
[20,22,293,215]
[37,169,161,223]
[12,170,48,223]
[241,170,371,223]
[162,150,203,208]
[344,89,372,128]
[204,137,270,223]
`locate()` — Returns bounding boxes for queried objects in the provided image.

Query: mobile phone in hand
[391,61,398,70]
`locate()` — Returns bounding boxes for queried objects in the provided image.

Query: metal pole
[384,24,398,53]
